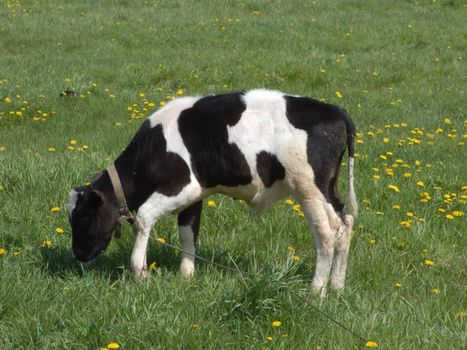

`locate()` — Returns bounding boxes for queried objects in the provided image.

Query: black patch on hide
[256,151,286,187]
[178,93,253,188]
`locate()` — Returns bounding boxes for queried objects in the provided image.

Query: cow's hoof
[310,284,327,299]
[330,281,345,291]
[180,260,195,279]
[133,265,148,280]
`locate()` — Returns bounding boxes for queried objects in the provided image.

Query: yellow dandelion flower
[373,175,380,180]
[292,255,300,261]
[55,227,64,234]
[416,181,424,187]
[149,261,157,271]
[379,155,387,160]
[69,139,77,145]
[13,251,21,257]
[51,207,61,212]
[335,91,343,98]
[456,311,466,318]
[432,288,440,295]
[285,199,294,205]
[292,204,301,211]
[452,210,463,217]
[424,259,434,266]
[41,240,52,249]
[272,320,281,327]
[376,211,384,216]
[297,211,305,218]
[388,184,400,193]
[176,89,184,95]
[445,214,454,220]
[366,341,378,348]
[266,336,273,341]
[156,237,166,244]
[48,147,56,152]
[383,137,390,143]
[0,147,7,152]
[406,212,414,217]
[403,173,412,178]
[0,248,6,256]
[392,204,400,209]
[160,101,166,106]
[394,283,402,288]
[107,343,120,349]
[370,239,376,245]
[444,117,451,125]
[191,323,200,329]
[207,200,216,207]
[400,221,412,228]
[4,97,12,103]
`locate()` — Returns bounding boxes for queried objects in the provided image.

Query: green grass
[1,0,466,348]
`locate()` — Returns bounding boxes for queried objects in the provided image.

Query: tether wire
[151,235,369,344]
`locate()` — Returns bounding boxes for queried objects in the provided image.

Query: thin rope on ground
[151,233,369,344]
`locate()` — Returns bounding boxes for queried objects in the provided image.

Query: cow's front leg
[178,200,202,278]
[131,217,151,279]
[130,184,203,279]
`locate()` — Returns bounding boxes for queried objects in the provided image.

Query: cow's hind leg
[178,200,202,278]
[330,213,353,290]
[299,198,336,296]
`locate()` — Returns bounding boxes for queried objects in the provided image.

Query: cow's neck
[97,120,157,212]
[88,160,138,213]
[110,141,148,212]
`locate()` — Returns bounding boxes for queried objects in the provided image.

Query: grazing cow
[68,89,357,293]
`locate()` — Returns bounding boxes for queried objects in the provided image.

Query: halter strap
[106,164,133,224]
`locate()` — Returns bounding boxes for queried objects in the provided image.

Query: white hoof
[311,284,328,299]
[330,280,345,291]
[180,259,195,279]
[132,264,148,280]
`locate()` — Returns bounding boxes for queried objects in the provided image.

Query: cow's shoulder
[147,96,200,127]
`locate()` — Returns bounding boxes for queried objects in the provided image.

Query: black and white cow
[68,89,357,293]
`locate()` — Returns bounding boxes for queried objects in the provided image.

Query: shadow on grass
[40,234,311,284]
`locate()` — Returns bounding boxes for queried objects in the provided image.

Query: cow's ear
[91,171,104,183]
[88,189,105,209]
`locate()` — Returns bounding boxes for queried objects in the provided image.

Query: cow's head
[68,186,120,262]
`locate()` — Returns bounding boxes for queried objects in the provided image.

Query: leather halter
[106,164,133,225]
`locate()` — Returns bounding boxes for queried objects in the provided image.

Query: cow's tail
[341,109,358,220]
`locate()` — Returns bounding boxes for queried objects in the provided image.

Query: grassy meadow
[0,0,466,348]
